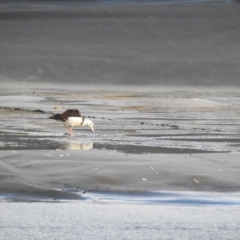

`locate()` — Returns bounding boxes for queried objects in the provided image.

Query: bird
[49,109,94,136]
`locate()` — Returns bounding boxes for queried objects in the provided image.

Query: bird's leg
[67,127,73,137]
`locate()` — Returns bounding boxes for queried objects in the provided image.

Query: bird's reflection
[61,142,93,150]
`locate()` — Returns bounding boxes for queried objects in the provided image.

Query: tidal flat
[0,86,240,201]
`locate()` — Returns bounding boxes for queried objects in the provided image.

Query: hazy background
[0,0,240,87]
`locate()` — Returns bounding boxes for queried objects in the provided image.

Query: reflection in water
[61,142,94,150]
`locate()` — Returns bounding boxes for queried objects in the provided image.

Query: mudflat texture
[0,150,240,200]
[0,90,240,200]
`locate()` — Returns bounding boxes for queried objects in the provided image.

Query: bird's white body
[65,117,84,127]
[65,117,94,135]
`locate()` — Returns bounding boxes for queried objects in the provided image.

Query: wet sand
[0,87,240,201]
[1,149,240,200]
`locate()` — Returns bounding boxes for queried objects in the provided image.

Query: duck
[49,109,94,136]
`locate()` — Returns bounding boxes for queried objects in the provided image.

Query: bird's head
[87,120,94,132]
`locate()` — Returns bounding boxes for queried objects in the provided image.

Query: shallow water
[82,191,240,205]
[4,191,240,206]
[1,91,240,154]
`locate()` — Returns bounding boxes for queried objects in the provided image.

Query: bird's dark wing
[49,109,81,122]
[60,109,81,120]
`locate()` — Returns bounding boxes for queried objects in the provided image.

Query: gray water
[1,2,240,87]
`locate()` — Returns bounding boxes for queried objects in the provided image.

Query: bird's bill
[91,127,94,132]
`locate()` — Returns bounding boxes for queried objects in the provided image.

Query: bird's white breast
[65,117,83,127]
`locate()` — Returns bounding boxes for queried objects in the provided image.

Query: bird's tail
[49,113,62,121]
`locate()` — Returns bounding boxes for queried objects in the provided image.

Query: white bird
[49,109,94,136]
